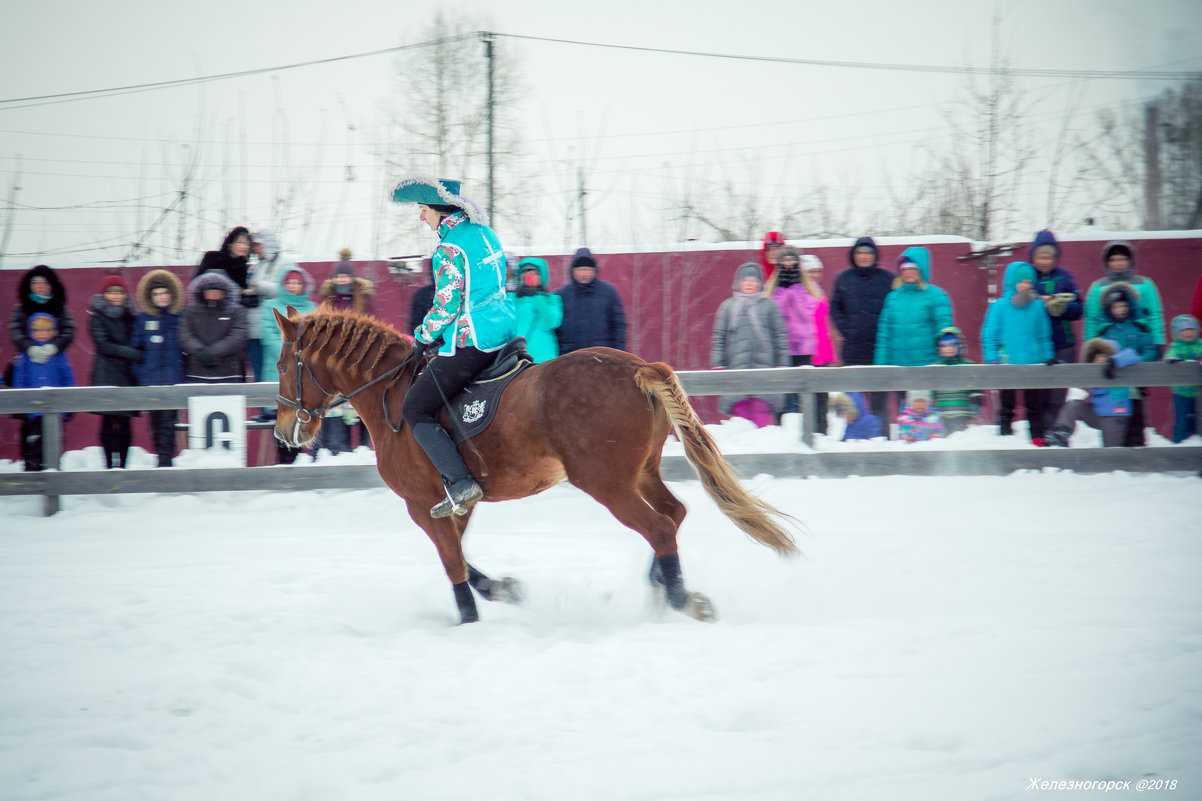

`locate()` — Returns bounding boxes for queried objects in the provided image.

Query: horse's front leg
[407,501,479,624]
[467,563,525,605]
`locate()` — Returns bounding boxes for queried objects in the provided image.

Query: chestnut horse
[271,307,798,624]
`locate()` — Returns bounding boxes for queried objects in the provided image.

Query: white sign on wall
[187,395,247,465]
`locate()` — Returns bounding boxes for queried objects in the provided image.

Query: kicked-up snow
[0,433,1199,800]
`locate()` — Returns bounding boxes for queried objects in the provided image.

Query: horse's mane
[301,308,407,377]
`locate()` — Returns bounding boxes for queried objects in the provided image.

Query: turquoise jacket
[260,269,317,383]
[508,257,563,363]
[874,246,955,367]
[430,214,516,355]
[980,262,1053,365]
[1083,241,1165,345]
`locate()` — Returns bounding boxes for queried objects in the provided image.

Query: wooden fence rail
[2,362,1199,516]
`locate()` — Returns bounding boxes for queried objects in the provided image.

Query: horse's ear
[285,304,299,319]
[273,307,298,340]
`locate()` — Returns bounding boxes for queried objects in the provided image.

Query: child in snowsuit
[830,392,883,441]
[1046,338,1139,448]
[897,390,947,443]
[930,326,983,434]
[11,312,75,471]
[1095,282,1159,446]
[1164,314,1202,442]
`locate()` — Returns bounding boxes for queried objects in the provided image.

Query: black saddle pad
[445,339,533,444]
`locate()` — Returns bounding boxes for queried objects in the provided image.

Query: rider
[393,177,517,518]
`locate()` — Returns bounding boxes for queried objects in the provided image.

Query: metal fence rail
[3,362,1199,515]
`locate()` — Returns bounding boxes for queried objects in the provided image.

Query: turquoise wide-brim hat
[391,177,488,225]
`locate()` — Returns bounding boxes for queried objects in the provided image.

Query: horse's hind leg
[637,465,686,530]
[575,476,716,622]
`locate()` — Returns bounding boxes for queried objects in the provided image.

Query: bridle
[275,320,414,443]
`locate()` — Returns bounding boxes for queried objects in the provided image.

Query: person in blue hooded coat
[1095,282,1159,446]
[131,269,186,467]
[831,391,883,440]
[981,261,1054,443]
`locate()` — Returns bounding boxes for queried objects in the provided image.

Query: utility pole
[1144,102,1163,230]
[578,165,588,245]
[481,32,495,222]
[0,154,22,264]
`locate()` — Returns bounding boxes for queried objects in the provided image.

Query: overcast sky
[1,0,1199,265]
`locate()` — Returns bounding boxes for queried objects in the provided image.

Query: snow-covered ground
[1,424,1199,801]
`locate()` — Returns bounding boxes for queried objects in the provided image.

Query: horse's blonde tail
[634,363,800,556]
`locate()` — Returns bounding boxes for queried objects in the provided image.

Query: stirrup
[430,479,483,519]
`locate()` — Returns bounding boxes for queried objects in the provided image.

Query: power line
[491,32,1202,81]
[0,33,476,110]
[2,30,1197,114]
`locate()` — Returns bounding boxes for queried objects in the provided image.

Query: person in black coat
[408,258,436,332]
[830,236,894,423]
[179,270,248,384]
[88,275,143,468]
[195,226,253,290]
[554,247,627,354]
[9,264,76,365]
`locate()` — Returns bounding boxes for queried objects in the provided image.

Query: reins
[276,319,483,472]
[276,319,415,430]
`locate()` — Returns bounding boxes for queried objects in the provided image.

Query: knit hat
[937,327,963,352]
[800,254,823,272]
[1105,243,1132,261]
[776,245,800,264]
[570,247,598,270]
[732,262,763,289]
[899,259,921,273]
[30,313,57,333]
[332,261,357,279]
[101,275,127,293]
[1171,314,1199,338]
[283,269,305,283]
[907,389,932,404]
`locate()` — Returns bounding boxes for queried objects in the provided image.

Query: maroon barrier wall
[2,234,1199,464]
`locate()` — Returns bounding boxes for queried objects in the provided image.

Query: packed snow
[1,421,1199,801]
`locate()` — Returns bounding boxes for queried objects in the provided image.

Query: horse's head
[272,305,339,448]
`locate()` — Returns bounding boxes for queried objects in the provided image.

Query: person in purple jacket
[1029,230,1082,429]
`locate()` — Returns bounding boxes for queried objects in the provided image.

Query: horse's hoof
[490,577,524,605]
[683,592,717,623]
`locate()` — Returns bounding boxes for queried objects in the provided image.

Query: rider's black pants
[401,346,496,427]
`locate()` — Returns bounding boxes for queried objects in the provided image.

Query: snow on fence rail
[2,362,1199,516]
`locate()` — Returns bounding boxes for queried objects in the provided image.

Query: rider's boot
[411,422,483,518]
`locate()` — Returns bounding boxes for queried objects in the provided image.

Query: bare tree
[384,13,534,252]
[906,21,1037,240]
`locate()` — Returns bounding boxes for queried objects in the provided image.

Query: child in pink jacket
[767,249,833,431]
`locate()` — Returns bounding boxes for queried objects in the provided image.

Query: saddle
[440,337,534,444]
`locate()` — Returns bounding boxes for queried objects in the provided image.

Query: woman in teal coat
[873,246,954,367]
[508,257,562,363]
[261,267,317,383]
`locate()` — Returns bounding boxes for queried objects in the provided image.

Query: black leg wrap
[452,581,479,624]
[655,553,689,610]
[467,563,493,600]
